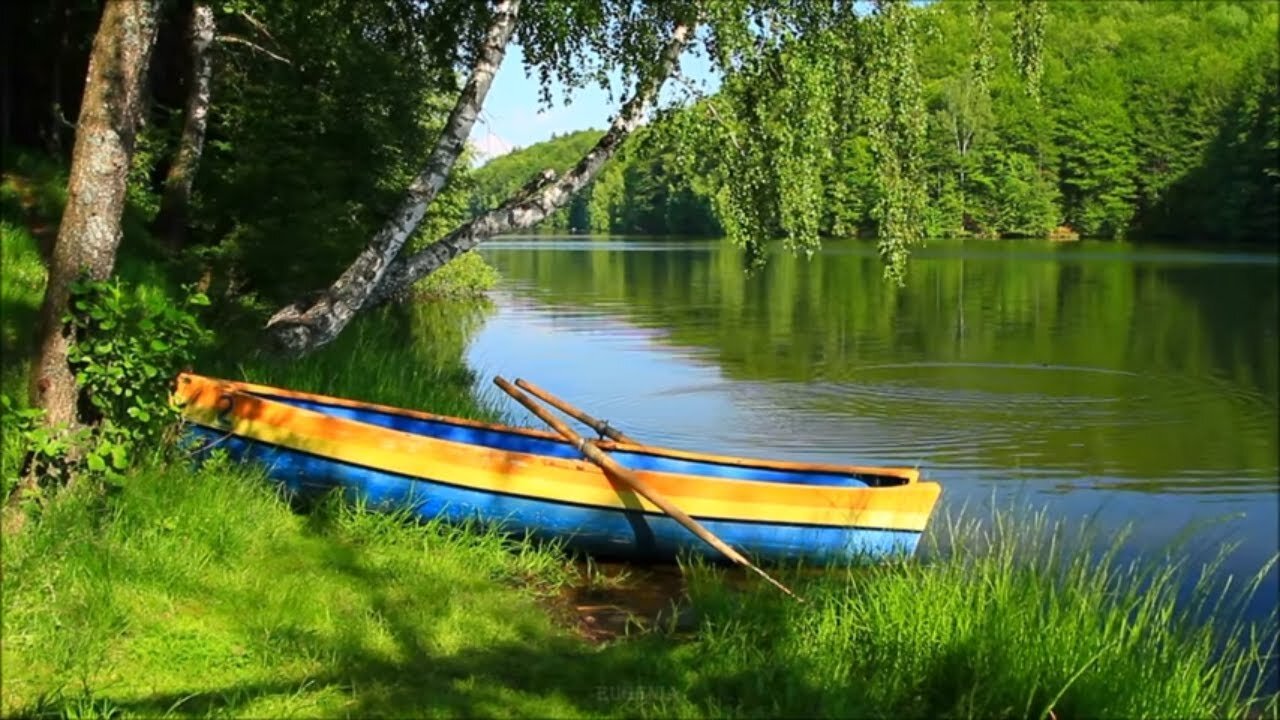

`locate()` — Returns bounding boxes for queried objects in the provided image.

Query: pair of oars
[493,377,803,602]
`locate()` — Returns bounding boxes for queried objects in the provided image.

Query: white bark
[157,1,215,250]
[265,0,522,354]
[369,20,696,307]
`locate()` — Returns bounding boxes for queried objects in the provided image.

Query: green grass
[668,508,1279,719]
[4,469,1275,718]
[0,458,589,718]
[201,298,505,424]
[1,220,46,401]
[2,149,1277,719]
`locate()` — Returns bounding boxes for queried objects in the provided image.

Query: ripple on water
[471,300,1276,492]
[710,362,1280,484]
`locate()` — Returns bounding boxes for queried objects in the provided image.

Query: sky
[466,39,722,165]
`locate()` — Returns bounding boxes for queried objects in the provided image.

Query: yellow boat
[174,372,942,563]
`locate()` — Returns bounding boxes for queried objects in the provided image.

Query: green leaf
[111,446,129,470]
[87,454,107,473]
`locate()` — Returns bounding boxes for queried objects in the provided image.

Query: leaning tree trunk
[29,0,162,427]
[156,1,215,253]
[263,0,522,356]
[368,20,695,306]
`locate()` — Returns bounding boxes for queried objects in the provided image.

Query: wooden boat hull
[174,373,943,564]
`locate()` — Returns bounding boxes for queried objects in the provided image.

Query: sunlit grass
[669,504,1279,719]
[0,221,45,401]
[5,473,1275,719]
[201,299,504,424]
[0,457,588,718]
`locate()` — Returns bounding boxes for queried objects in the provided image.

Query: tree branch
[368,18,697,307]
[216,34,291,64]
[263,0,523,355]
[233,9,277,44]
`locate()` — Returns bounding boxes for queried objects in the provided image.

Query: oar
[513,378,639,444]
[494,376,802,602]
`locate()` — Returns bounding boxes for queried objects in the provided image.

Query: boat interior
[233,386,917,490]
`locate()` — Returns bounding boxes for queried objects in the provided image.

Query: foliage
[1,281,211,502]
[860,0,930,282]
[414,250,501,299]
[65,277,212,446]
[188,0,481,305]
[466,0,1276,254]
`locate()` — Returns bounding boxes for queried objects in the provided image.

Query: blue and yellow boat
[173,373,942,564]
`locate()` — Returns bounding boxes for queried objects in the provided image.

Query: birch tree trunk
[368,20,695,307]
[263,0,521,356]
[156,1,215,252]
[29,0,161,427]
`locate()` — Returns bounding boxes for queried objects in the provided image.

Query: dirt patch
[550,561,700,645]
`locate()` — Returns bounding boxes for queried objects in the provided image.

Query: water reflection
[473,237,1278,486]
[466,234,1278,628]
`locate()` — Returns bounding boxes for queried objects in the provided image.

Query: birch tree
[264,0,522,354]
[155,1,216,252]
[264,0,1048,356]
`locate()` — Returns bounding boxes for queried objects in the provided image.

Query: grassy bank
[4,465,1275,718]
[2,160,1277,719]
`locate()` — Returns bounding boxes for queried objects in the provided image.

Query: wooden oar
[513,378,639,444]
[494,376,802,602]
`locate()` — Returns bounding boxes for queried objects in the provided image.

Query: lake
[464,236,1278,619]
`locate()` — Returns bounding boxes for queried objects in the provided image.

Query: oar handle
[494,376,802,602]
[513,378,638,444]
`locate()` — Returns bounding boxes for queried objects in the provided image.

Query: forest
[471,0,1279,243]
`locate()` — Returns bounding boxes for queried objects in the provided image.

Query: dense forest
[471,0,1279,243]
[2,0,488,309]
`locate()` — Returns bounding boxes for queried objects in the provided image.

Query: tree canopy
[466,0,1279,255]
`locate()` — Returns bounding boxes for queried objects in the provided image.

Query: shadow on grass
[83,521,713,719]
[0,296,39,359]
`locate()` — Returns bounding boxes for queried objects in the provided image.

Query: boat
[172,372,942,565]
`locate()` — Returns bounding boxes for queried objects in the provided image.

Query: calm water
[463,236,1279,616]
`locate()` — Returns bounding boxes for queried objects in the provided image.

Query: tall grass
[669,504,1279,719]
[9,473,1273,719]
[202,299,504,423]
